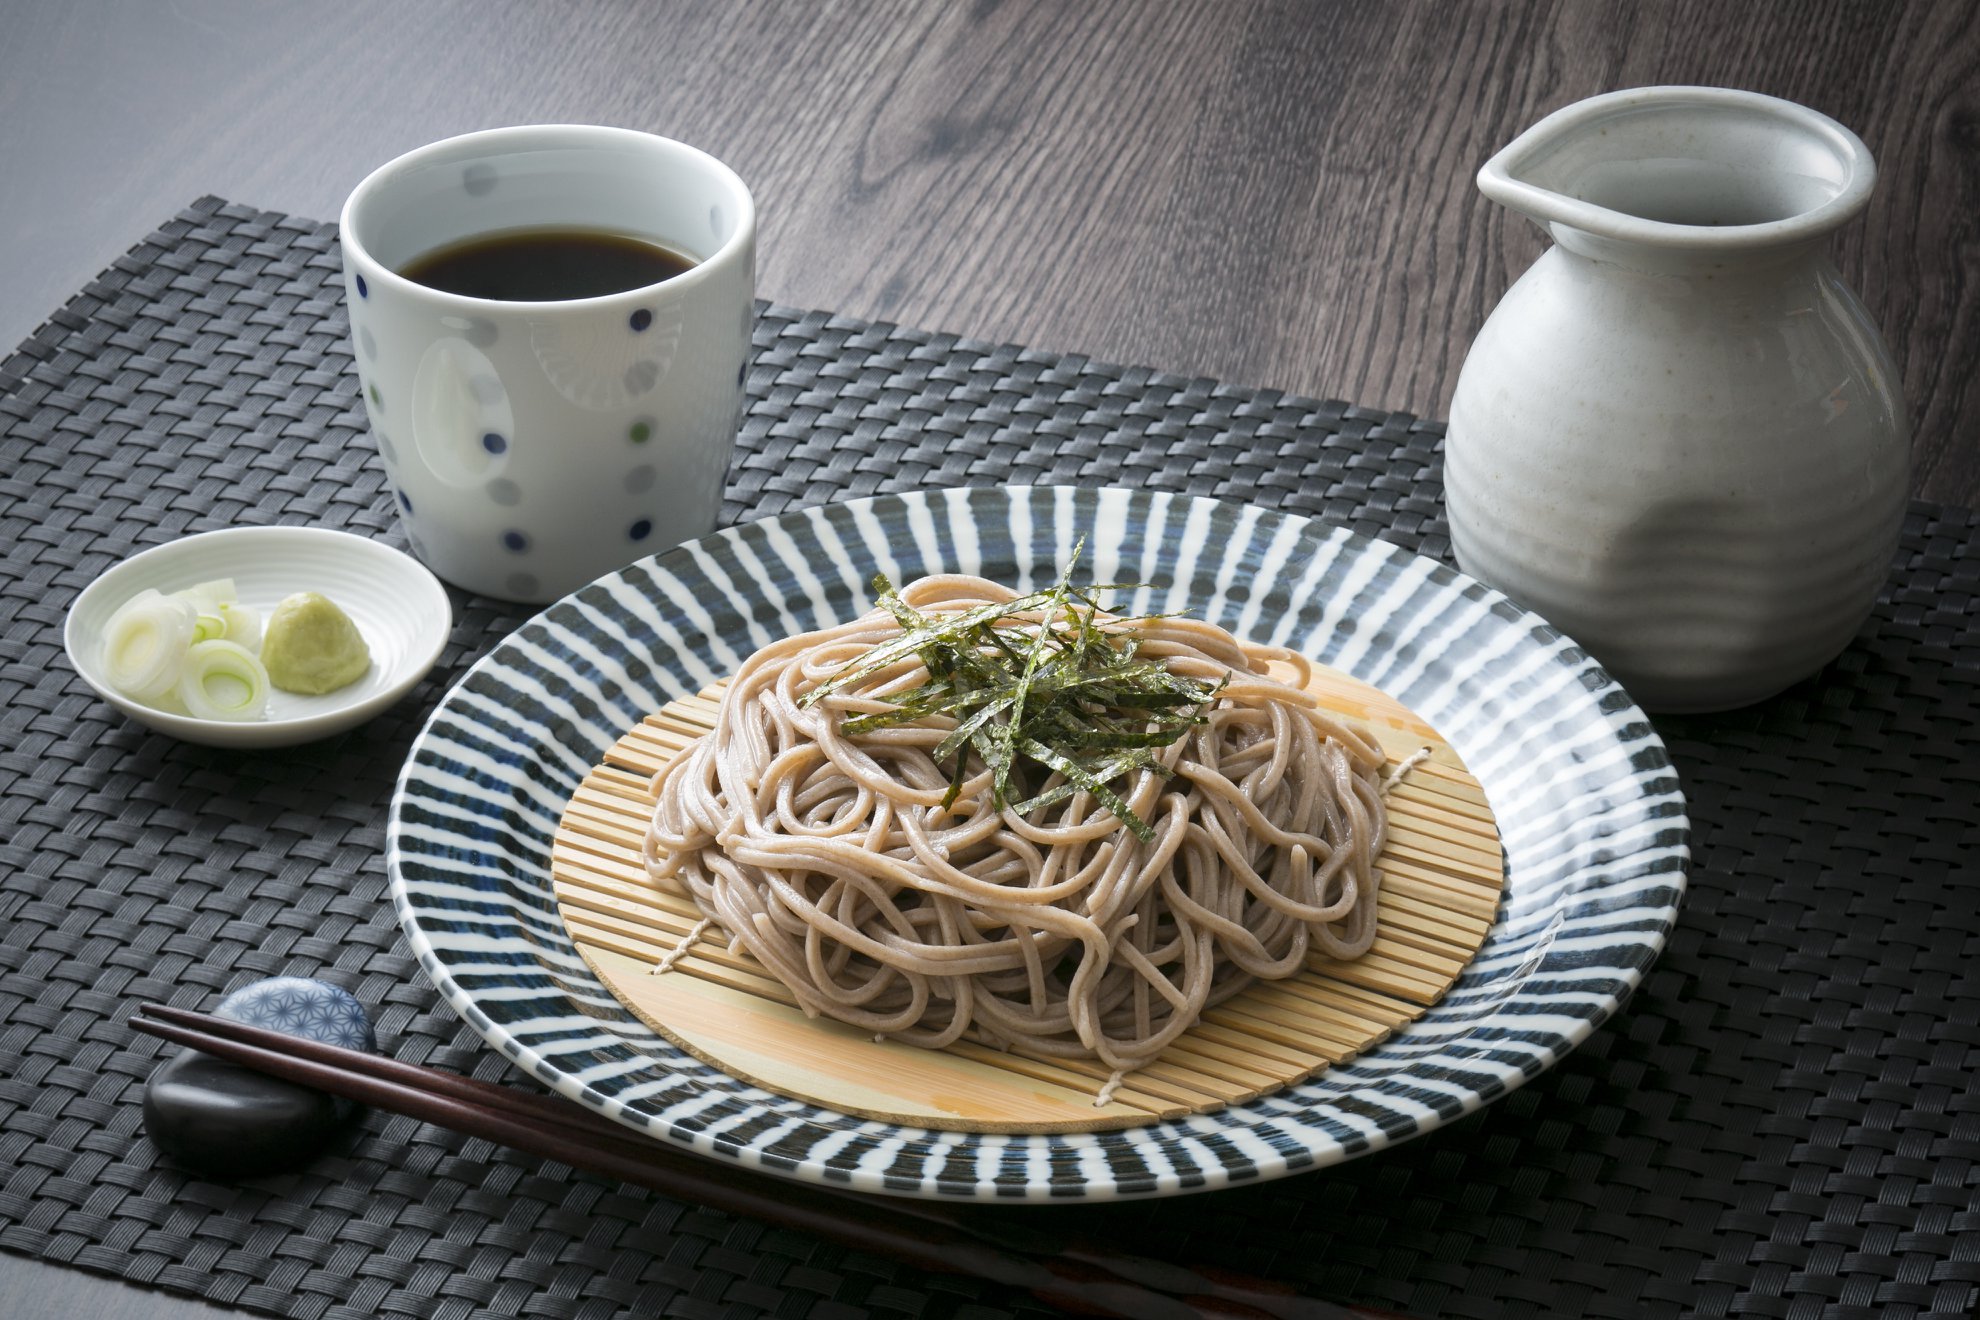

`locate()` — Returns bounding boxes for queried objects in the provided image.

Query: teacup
[339,125,755,603]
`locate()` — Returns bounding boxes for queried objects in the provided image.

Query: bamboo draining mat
[553,663,1503,1133]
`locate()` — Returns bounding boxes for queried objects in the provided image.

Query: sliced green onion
[103,590,199,700]
[176,578,238,605]
[217,600,261,650]
[175,639,271,721]
[173,579,238,642]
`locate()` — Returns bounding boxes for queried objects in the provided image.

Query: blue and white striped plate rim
[388,485,1688,1201]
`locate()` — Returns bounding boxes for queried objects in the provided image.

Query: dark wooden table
[1,2,1975,1317]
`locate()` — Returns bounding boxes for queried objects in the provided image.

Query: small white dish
[65,527,452,748]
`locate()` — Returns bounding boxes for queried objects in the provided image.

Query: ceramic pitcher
[1445,86,1908,713]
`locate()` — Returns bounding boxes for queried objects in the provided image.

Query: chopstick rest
[128,1003,1384,1320]
[141,977,377,1179]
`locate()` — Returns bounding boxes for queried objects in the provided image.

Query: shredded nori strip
[801,545,1223,840]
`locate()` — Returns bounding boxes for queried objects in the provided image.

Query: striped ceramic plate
[388,486,1687,1201]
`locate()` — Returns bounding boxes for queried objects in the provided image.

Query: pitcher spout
[1478,86,1875,260]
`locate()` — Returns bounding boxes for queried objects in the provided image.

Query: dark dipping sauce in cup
[398,227,697,300]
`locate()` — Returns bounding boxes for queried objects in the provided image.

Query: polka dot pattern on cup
[629,420,652,444]
[629,519,652,542]
[624,361,658,394]
[629,309,653,333]
[398,490,414,515]
[503,530,529,553]
[358,326,377,361]
[482,432,507,455]
[623,465,656,494]
[487,479,522,507]
[463,162,497,196]
[355,274,369,299]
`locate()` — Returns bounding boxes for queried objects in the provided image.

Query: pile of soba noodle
[642,574,1389,1084]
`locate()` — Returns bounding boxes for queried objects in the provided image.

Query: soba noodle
[642,574,1389,1079]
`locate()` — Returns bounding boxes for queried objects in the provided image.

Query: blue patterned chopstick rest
[142,977,377,1180]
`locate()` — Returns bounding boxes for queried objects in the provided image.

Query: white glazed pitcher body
[1446,87,1908,713]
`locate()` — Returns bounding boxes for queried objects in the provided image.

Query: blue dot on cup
[503,529,529,553]
[629,518,653,542]
[629,308,653,333]
[481,432,507,455]
[355,274,368,299]
[398,490,414,515]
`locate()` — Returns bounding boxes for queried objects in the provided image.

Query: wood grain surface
[1,0,1975,506]
[0,2,1974,1316]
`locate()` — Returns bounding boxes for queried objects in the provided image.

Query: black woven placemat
[2,196,1976,1320]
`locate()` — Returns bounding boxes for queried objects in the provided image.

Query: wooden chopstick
[128,1005,1402,1320]
[136,1004,990,1251]
[136,1004,640,1145]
